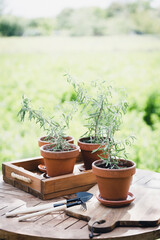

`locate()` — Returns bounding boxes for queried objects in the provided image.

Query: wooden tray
[2,156,96,200]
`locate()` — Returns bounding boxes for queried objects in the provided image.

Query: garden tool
[5,191,93,221]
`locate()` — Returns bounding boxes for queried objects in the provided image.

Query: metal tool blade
[76,191,93,203]
[65,192,93,209]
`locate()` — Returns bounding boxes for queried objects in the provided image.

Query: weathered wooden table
[0,168,160,240]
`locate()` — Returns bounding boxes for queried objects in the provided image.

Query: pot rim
[39,135,74,143]
[40,143,79,154]
[92,159,136,172]
[78,137,106,147]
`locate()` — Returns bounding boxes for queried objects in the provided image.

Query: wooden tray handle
[11,172,32,184]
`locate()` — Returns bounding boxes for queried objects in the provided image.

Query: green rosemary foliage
[66,74,128,142]
[96,135,136,169]
[18,95,74,151]
[66,74,135,167]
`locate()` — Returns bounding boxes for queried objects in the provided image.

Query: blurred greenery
[0,0,160,36]
[0,16,25,36]
[55,1,160,36]
[0,35,160,173]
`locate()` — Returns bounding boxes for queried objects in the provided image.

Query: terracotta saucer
[78,164,88,172]
[38,164,47,173]
[41,172,50,178]
[97,192,135,208]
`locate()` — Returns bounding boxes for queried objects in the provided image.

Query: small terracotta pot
[38,135,74,147]
[77,137,107,170]
[92,159,136,201]
[40,143,79,177]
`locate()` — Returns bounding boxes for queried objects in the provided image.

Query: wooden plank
[11,157,44,171]
[0,202,25,217]
[42,169,96,194]
[32,211,64,225]
[3,157,43,170]
[133,168,155,184]
[65,219,88,230]
[54,216,79,229]
[42,184,95,200]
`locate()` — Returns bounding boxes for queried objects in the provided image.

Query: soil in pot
[40,143,79,177]
[38,135,74,147]
[78,137,107,170]
[92,159,136,201]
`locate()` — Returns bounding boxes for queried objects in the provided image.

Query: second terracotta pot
[38,135,74,147]
[92,159,136,201]
[40,143,79,177]
[78,137,107,170]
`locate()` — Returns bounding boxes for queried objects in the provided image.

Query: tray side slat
[42,171,97,194]
[3,162,42,192]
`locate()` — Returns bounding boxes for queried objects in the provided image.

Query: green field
[0,35,160,172]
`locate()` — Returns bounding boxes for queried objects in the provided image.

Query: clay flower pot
[77,137,107,170]
[38,135,74,147]
[40,143,79,177]
[92,159,136,201]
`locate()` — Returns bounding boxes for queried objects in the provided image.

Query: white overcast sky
[4,0,160,18]
[4,0,113,18]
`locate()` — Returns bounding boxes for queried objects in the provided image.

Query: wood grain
[2,157,97,200]
[66,183,160,234]
[1,167,160,239]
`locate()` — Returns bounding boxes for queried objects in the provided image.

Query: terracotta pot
[92,159,136,201]
[77,137,107,170]
[38,135,74,147]
[40,143,79,177]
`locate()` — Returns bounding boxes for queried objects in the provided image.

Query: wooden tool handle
[18,204,66,222]
[6,199,67,217]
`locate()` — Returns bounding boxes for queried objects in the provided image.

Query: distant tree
[105,3,125,18]
[126,0,151,13]
[144,91,160,128]
[92,7,106,19]
[56,8,74,30]
[126,0,160,34]
[56,7,107,36]
[0,16,24,36]
[26,18,54,36]
[54,1,160,36]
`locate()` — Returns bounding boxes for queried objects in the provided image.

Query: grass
[0,35,160,172]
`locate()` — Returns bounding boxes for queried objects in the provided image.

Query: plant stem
[29,108,54,130]
[95,99,103,140]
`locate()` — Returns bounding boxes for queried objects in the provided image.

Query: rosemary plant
[18,95,74,151]
[66,74,128,142]
[66,74,135,168]
[95,134,135,169]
